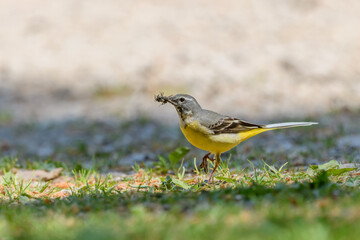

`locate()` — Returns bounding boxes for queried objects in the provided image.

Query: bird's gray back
[195,109,226,127]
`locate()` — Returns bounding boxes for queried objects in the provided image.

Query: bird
[155,93,317,183]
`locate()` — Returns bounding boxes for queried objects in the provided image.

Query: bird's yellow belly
[180,125,238,153]
[180,121,269,153]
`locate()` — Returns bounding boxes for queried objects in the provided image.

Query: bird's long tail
[263,122,318,130]
[237,122,317,142]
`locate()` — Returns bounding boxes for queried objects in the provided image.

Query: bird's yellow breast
[180,120,269,154]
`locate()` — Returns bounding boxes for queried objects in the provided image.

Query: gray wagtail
[155,93,317,182]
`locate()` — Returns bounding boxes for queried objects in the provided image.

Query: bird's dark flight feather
[208,117,263,134]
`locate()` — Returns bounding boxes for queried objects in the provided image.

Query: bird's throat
[176,107,192,123]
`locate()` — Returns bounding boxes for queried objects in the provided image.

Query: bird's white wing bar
[208,117,262,134]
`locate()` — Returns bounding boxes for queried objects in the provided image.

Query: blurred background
[0,0,359,169]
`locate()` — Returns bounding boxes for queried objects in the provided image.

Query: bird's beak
[154,93,179,107]
[166,96,178,107]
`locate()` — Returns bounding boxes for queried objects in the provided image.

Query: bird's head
[155,93,202,119]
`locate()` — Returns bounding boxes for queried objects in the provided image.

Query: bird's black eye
[179,97,185,103]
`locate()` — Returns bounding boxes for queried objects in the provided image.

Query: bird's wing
[208,117,263,134]
[197,110,263,135]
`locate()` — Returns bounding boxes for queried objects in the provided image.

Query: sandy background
[0,0,360,123]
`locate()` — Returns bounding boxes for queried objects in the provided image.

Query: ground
[1,0,360,123]
[0,110,360,240]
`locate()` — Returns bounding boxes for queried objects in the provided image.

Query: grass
[1,176,360,240]
[0,110,12,125]
[1,112,360,240]
[1,153,360,240]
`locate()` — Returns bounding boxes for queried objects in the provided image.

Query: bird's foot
[199,153,214,173]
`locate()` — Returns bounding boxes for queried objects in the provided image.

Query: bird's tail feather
[264,122,318,130]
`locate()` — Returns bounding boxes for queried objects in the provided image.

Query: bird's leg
[199,152,214,173]
[208,153,221,183]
